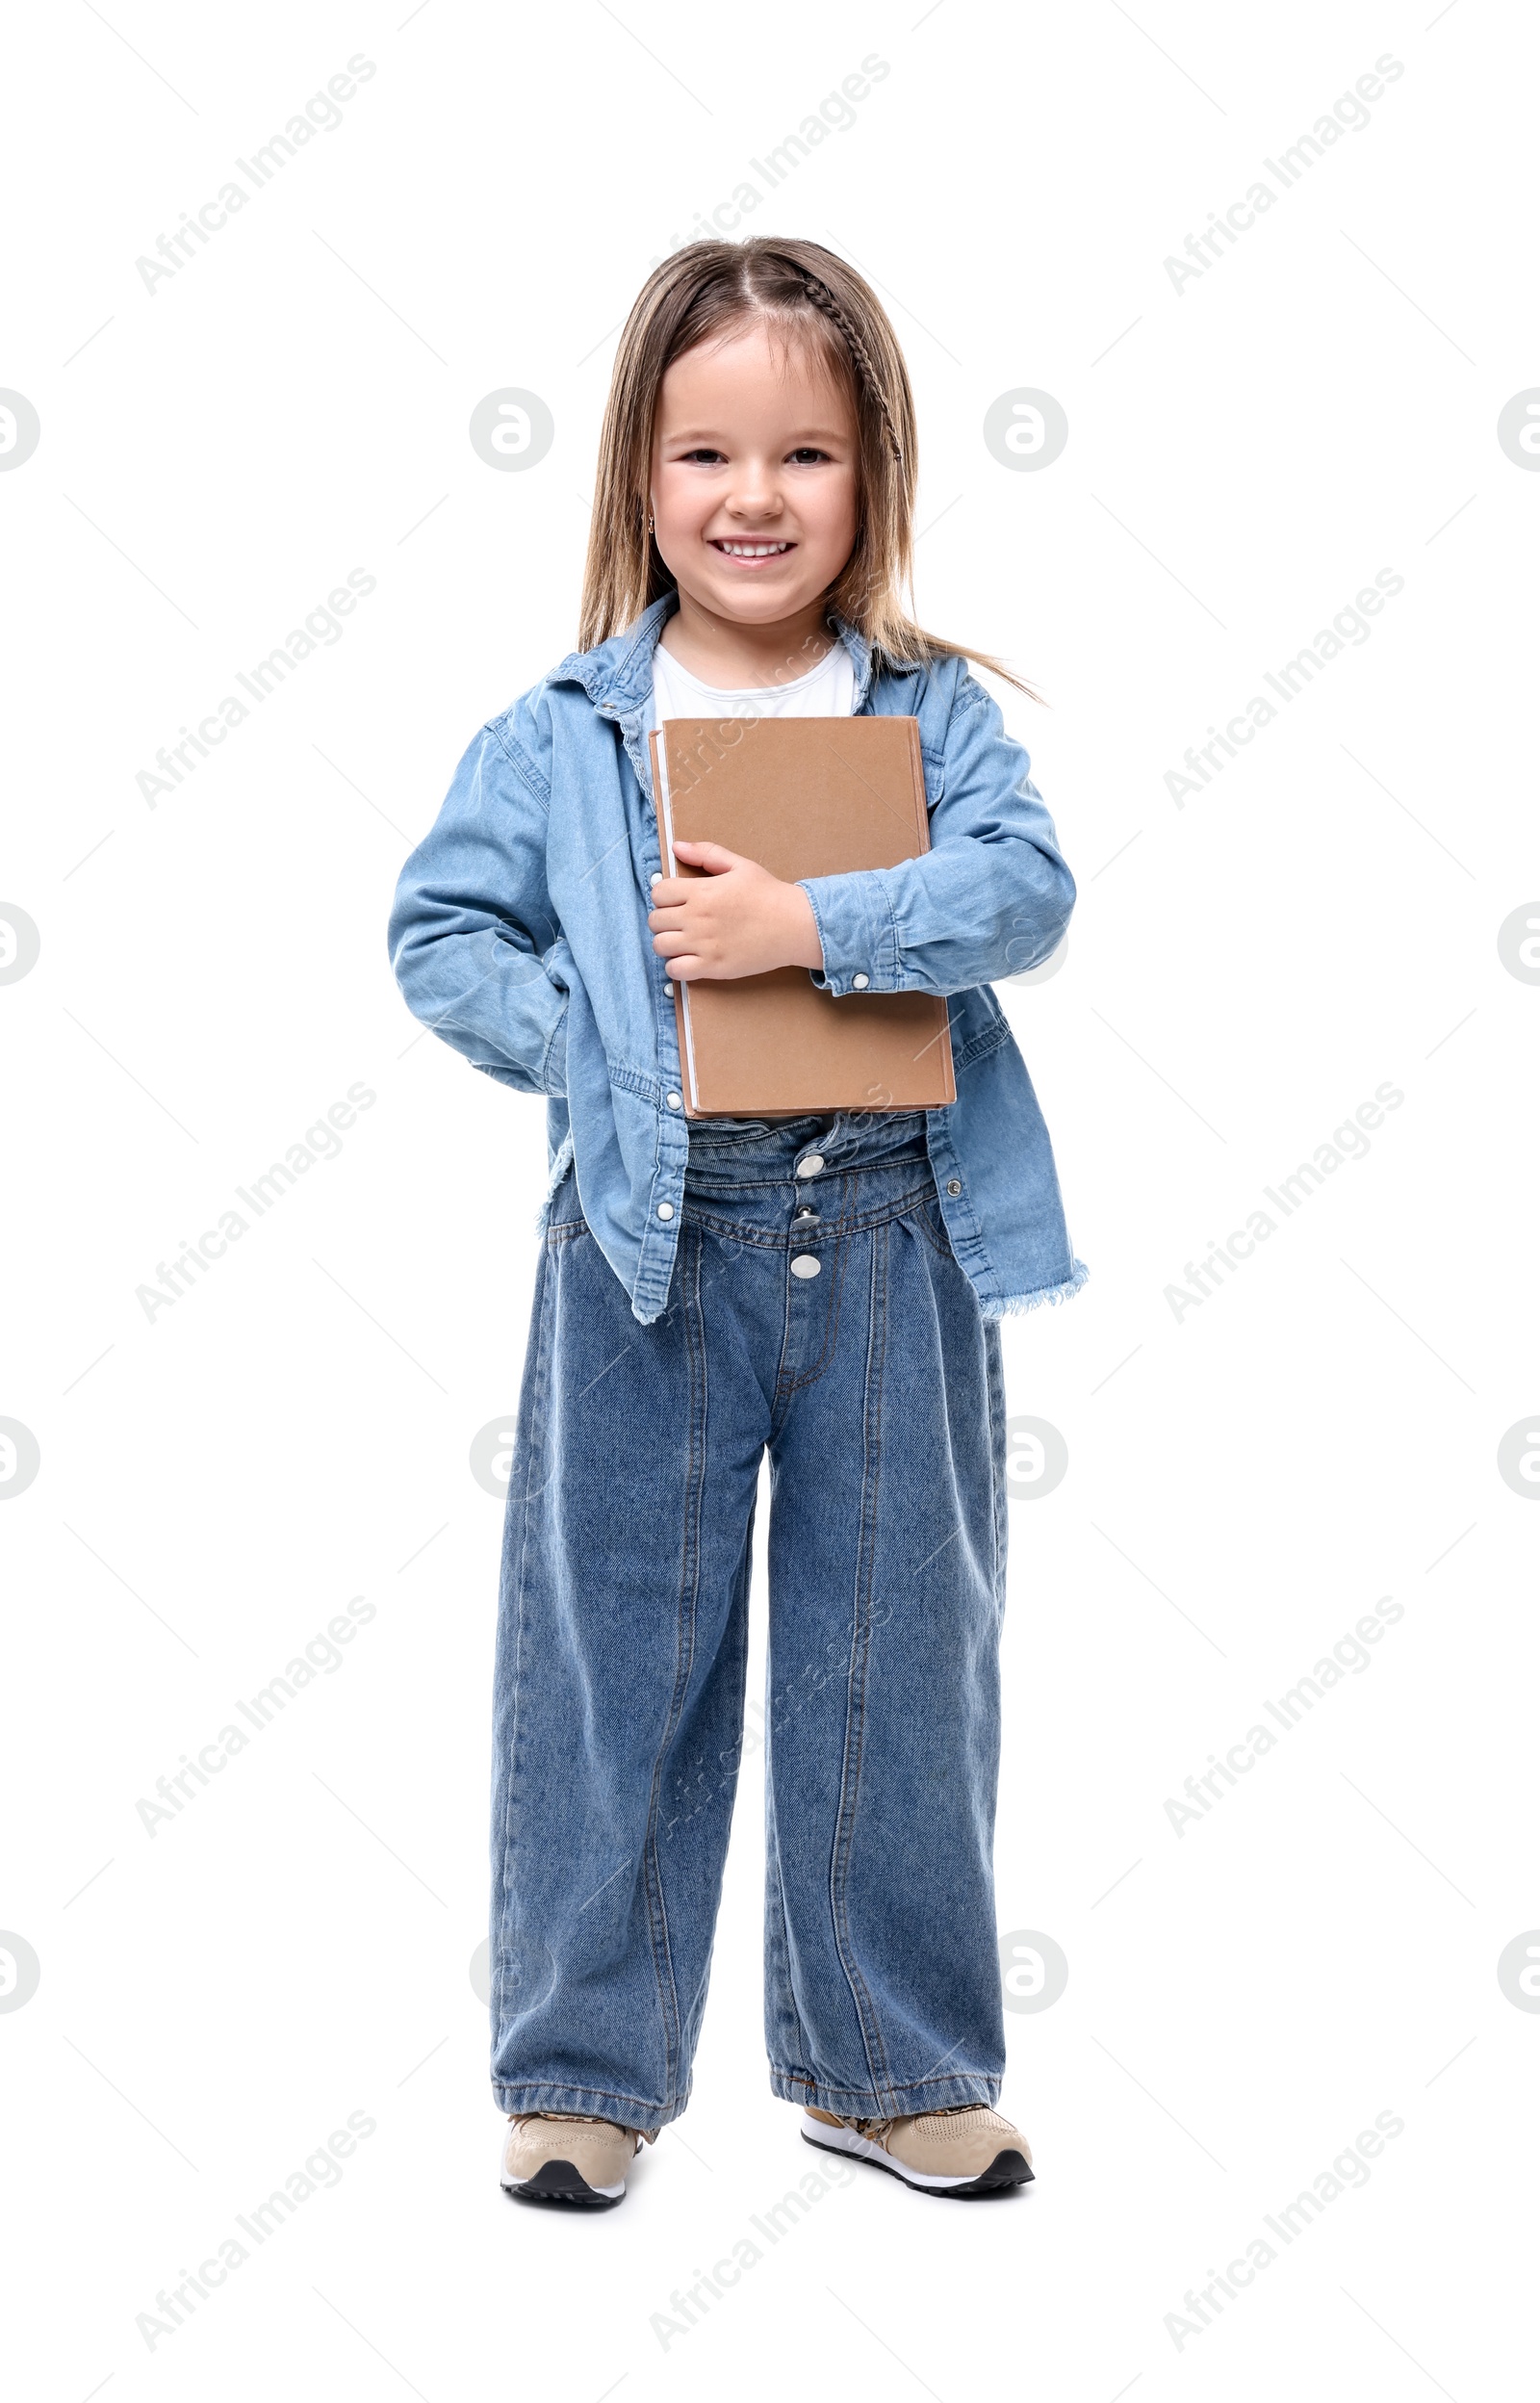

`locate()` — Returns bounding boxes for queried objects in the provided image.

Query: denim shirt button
[656,1202,674,1219]
[666,1093,681,1110]
[947,1178,962,1196]
[852,972,869,989]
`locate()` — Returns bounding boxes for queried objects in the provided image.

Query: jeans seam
[493,2075,682,2125]
[828,1219,895,2103]
[684,1176,936,1251]
[775,1230,851,1398]
[492,1243,555,2037]
[685,1116,829,1154]
[770,2066,1002,2110]
[764,1718,816,2074]
[639,1221,706,2103]
[776,1168,868,1401]
[987,1321,1008,1615]
[911,1196,955,1261]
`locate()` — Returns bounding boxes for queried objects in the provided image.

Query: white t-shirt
[649,635,855,730]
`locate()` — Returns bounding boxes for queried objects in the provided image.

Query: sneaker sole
[501,2158,626,2209]
[801,2118,1034,2199]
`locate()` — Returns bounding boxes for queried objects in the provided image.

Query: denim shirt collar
[547,595,877,799]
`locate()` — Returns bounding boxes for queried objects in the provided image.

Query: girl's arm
[387,721,573,1096]
[796,671,1074,998]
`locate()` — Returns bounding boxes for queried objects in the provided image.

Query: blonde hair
[578,236,1040,699]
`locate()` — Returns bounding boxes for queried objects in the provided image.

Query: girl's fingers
[671,839,742,873]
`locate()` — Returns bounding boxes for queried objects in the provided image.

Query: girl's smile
[709,537,796,561]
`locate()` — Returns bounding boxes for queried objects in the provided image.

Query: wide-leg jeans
[490,1108,1010,2132]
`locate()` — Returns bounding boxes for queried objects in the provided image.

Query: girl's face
[650,323,860,631]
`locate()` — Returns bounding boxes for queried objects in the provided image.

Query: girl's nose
[725,472,783,520]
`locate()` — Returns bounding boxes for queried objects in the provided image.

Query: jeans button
[790,1253,821,1279]
[795,1153,825,1178]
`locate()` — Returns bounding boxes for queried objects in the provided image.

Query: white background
[3,0,1537,2394]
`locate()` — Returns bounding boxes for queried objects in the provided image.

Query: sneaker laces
[843,2103,990,2137]
[509,2111,655,2146]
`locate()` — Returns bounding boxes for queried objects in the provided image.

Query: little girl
[389,237,1085,2208]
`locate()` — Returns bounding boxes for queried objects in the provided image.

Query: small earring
[646,514,654,533]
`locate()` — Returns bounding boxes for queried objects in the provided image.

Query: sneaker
[500,2112,653,2208]
[801,2103,1034,2197]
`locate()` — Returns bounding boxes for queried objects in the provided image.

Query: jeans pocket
[911,1193,956,1262]
[543,1165,588,1245]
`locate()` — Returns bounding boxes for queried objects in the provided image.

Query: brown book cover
[649,714,955,1120]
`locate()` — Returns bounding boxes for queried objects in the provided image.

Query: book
[649,714,955,1120]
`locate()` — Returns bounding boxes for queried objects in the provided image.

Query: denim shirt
[387,595,1088,1326]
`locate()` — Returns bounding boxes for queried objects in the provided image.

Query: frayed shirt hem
[980,1257,1090,1319]
[533,1132,576,1232]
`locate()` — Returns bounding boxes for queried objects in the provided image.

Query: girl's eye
[787,448,830,465]
[679,448,726,464]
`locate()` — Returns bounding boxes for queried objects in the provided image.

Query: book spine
[652,731,697,1110]
[653,730,673,872]
[909,718,929,850]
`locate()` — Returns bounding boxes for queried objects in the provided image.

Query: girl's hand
[649,840,825,980]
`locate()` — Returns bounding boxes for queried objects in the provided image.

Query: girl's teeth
[717,541,791,556]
